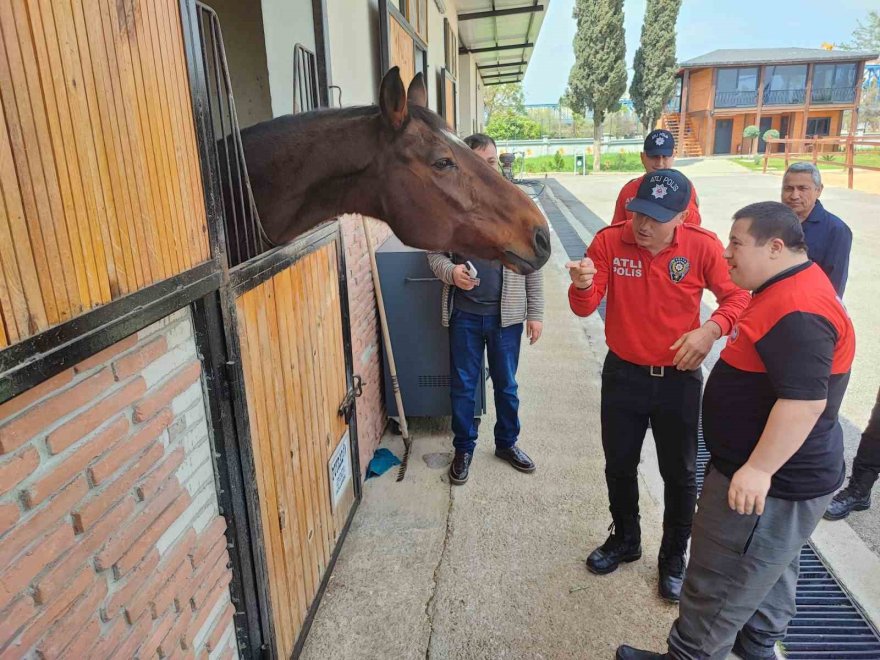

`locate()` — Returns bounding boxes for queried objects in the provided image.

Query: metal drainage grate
[546,179,880,660]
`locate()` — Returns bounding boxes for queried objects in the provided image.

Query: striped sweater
[426,252,545,328]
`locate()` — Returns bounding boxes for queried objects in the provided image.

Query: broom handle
[362,218,410,441]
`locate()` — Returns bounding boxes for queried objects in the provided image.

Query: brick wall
[340,215,393,475]
[0,309,238,659]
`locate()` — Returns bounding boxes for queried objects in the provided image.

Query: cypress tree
[566,0,627,171]
[630,0,682,133]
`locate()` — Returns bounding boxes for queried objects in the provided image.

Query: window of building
[763,65,807,104]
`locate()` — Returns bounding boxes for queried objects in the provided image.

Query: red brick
[0,369,114,455]
[190,516,227,568]
[58,615,101,659]
[0,369,73,422]
[114,490,191,578]
[45,378,145,455]
[112,336,167,381]
[185,580,229,652]
[34,497,136,605]
[0,597,37,652]
[0,522,76,610]
[34,576,107,658]
[73,335,138,375]
[205,603,235,652]
[0,475,87,568]
[0,447,40,498]
[101,548,159,623]
[158,604,192,656]
[73,442,162,533]
[96,611,150,659]
[9,567,94,655]
[24,417,129,510]
[125,528,195,624]
[93,479,181,573]
[190,551,230,612]
[133,361,201,423]
[136,447,184,502]
[0,501,20,537]
[150,556,189,620]
[140,610,175,659]
[88,409,172,485]
[89,613,129,657]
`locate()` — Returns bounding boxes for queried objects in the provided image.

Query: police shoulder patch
[668,256,690,283]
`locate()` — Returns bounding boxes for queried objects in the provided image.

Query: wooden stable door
[235,240,356,657]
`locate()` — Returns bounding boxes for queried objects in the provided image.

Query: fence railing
[762,135,880,189]
[810,87,857,104]
[714,90,758,108]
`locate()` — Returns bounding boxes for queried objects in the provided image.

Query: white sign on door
[328,431,352,509]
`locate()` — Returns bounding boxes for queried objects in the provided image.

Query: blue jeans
[449,309,523,454]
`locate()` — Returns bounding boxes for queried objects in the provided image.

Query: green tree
[630,0,683,133]
[483,83,526,121]
[566,0,627,171]
[838,11,880,51]
[485,110,542,140]
[743,125,760,154]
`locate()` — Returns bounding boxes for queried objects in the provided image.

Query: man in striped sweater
[427,133,545,486]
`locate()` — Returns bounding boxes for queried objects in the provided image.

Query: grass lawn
[517,152,644,174]
[734,151,880,173]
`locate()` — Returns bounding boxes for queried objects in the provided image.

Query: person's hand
[566,258,596,290]
[728,463,772,515]
[669,322,720,371]
[526,321,543,345]
[452,264,477,290]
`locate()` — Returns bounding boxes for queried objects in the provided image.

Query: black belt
[608,352,695,378]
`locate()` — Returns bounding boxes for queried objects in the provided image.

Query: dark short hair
[464,133,496,151]
[733,201,807,252]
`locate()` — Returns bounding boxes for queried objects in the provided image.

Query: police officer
[567,169,749,602]
[612,130,701,226]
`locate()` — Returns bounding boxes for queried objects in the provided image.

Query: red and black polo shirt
[703,261,856,500]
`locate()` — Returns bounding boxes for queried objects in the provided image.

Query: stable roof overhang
[456,1,550,86]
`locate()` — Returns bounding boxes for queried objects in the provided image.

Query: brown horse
[236,67,551,274]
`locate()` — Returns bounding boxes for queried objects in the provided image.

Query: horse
[227,67,551,274]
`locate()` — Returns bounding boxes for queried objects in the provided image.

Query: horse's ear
[407,73,427,108]
[379,67,408,131]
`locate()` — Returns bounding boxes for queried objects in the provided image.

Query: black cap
[626,169,692,223]
[644,129,675,156]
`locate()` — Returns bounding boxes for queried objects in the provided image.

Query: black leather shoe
[615,645,668,659]
[824,483,871,520]
[658,550,685,603]
[587,518,642,575]
[449,451,472,485]
[494,445,536,473]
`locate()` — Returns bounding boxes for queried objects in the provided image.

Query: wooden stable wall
[0,0,210,348]
[235,242,355,657]
[389,13,415,86]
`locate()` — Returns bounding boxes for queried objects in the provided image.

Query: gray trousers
[667,467,833,660]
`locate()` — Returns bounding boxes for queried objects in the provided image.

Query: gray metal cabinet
[375,235,486,418]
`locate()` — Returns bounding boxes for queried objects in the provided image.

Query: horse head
[371,68,551,274]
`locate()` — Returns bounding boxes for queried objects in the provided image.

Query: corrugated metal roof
[680,47,880,69]
[456,1,550,85]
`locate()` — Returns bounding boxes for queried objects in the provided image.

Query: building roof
[455,1,550,86]
[679,48,880,69]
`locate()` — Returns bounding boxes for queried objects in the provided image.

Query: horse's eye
[433,158,456,170]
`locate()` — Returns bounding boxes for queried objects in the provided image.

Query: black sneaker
[824,484,871,521]
[449,451,472,485]
[494,445,536,473]
[587,519,642,575]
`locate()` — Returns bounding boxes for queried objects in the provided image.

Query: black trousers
[852,386,880,490]
[600,351,702,534]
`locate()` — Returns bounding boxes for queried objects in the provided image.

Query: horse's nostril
[534,227,551,257]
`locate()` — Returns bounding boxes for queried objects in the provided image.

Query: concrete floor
[300,166,880,658]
